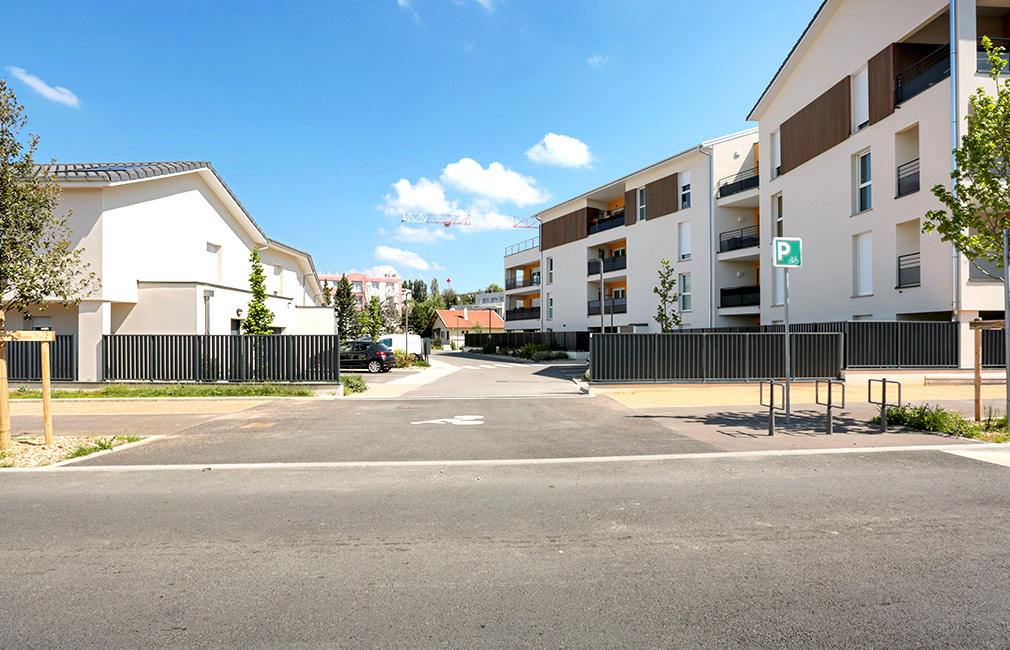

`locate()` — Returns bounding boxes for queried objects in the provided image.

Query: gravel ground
[1,436,136,467]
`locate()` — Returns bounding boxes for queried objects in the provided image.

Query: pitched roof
[40,161,323,300]
[433,309,504,330]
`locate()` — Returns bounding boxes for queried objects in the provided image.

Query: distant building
[451,292,505,318]
[431,308,505,347]
[321,272,403,314]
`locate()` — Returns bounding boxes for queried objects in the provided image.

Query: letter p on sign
[772,237,802,268]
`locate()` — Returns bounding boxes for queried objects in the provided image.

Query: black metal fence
[630,321,960,371]
[982,329,1006,368]
[7,335,78,381]
[103,334,340,382]
[896,44,950,105]
[465,331,590,352]
[590,332,843,383]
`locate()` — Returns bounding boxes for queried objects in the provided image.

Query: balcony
[896,43,950,105]
[588,209,625,235]
[897,252,920,288]
[587,255,627,275]
[719,285,760,308]
[719,225,760,253]
[505,236,539,257]
[717,167,759,199]
[896,158,920,198]
[505,307,540,321]
[505,275,540,291]
[588,298,628,316]
[978,37,1010,73]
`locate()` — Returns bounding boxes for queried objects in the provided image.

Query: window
[679,273,692,311]
[853,232,873,296]
[680,171,691,209]
[771,130,782,178]
[612,247,626,257]
[855,151,872,213]
[547,257,553,283]
[774,194,784,237]
[852,67,869,130]
[612,287,626,299]
[678,222,691,261]
[638,188,647,221]
[547,293,554,319]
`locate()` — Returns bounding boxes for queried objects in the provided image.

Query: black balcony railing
[505,236,540,257]
[717,166,760,198]
[505,307,540,321]
[719,225,760,253]
[505,275,540,290]
[587,256,628,275]
[588,298,628,316]
[896,43,950,105]
[897,252,921,288]
[896,158,920,198]
[719,285,760,308]
[977,37,1010,73]
[588,209,625,235]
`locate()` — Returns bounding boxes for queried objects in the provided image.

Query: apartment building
[504,130,761,332]
[320,272,404,314]
[749,0,1009,366]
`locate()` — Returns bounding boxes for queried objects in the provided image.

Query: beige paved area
[9,398,271,416]
[593,382,1007,409]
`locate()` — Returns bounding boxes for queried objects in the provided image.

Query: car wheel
[368,360,382,373]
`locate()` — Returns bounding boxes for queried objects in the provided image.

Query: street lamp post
[402,287,412,359]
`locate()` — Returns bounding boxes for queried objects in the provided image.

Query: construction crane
[401,212,538,229]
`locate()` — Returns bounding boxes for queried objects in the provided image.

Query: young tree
[652,258,681,333]
[485,283,504,293]
[358,296,383,339]
[333,276,359,339]
[320,279,332,306]
[924,37,1010,414]
[429,278,440,300]
[379,296,400,334]
[406,279,427,303]
[442,288,459,307]
[242,247,274,334]
[0,79,99,449]
[471,321,484,334]
[409,300,434,337]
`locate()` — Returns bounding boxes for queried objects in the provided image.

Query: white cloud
[474,0,495,10]
[6,67,79,108]
[375,246,435,271]
[395,225,456,243]
[380,177,458,216]
[397,0,420,21]
[586,55,609,68]
[352,264,400,278]
[525,133,593,168]
[441,158,549,207]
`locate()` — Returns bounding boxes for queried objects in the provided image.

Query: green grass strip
[10,383,315,399]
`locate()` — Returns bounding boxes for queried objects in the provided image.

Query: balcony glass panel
[719,226,760,253]
[719,285,760,308]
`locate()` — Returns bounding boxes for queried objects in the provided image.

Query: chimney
[463,308,468,320]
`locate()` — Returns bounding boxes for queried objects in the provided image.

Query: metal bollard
[868,378,901,434]
[760,380,784,437]
[816,380,845,435]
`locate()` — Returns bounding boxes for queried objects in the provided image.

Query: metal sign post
[773,237,802,425]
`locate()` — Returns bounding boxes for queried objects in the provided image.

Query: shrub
[431,339,443,350]
[870,403,1009,443]
[482,341,498,354]
[584,368,590,381]
[450,342,457,350]
[341,375,368,394]
[413,357,430,367]
[394,350,421,368]
[519,343,549,359]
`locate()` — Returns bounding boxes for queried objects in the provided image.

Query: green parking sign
[773,237,802,268]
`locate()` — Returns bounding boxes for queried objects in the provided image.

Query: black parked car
[340,340,395,373]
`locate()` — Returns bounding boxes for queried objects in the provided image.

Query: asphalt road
[3,448,1009,648]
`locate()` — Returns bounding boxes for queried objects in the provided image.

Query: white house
[9,161,333,381]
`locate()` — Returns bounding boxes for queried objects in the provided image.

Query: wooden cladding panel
[645,172,678,220]
[868,44,895,125]
[624,189,637,227]
[780,77,851,175]
[541,208,589,250]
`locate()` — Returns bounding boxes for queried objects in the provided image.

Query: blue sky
[3,0,823,294]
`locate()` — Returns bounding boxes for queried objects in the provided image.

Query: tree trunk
[0,310,10,451]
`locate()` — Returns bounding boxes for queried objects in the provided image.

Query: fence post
[148,336,155,382]
[194,336,202,383]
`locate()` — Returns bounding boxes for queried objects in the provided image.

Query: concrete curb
[453,351,586,365]
[10,394,340,404]
[43,435,167,469]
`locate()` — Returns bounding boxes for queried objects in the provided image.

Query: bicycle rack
[868,378,902,433]
[759,380,785,436]
[815,380,846,435]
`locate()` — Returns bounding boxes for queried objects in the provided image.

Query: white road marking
[462,365,482,370]
[388,358,461,385]
[478,365,497,369]
[493,364,513,368]
[943,448,1010,468]
[18,443,995,472]
[411,415,485,426]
